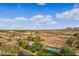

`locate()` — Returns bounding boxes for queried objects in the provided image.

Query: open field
[0,29,79,56]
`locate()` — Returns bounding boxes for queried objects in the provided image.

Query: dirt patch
[41,35,66,49]
[76,49,79,56]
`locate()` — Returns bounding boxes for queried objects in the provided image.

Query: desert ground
[0,29,79,56]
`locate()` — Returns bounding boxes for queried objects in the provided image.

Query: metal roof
[45,47,61,53]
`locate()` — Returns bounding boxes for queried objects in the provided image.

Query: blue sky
[0,3,79,30]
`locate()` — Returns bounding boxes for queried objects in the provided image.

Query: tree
[74,33,79,48]
[27,35,43,42]
[27,43,43,52]
[67,34,79,49]
[32,43,43,51]
[8,46,20,54]
[67,36,75,47]
[0,42,2,47]
[33,35,42,42]
[61,45,75,56]
[75,33,79,40]
[37,50,50,56]
[27,36,34,41]
[0,44,20,55]
[18,40,27,48]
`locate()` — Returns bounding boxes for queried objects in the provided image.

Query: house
[28,41,34,46]
[45,47,61,53]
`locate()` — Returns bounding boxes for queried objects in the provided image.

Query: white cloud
[0,18,12,22]
[47,21,57,25]
[0,17,28,29]
[31,15,53,22]
[14,17,28,21]
[31,15,44,21]
[0,15,57,29]
[45,15,53,21]
[31,15,57,26]
[0,17,28,22]
[0,15,56,25]
[56,8,79,20]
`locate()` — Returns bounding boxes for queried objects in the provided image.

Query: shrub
[26,43,43,52]
[18,40,27,48]
[61,45,75,56]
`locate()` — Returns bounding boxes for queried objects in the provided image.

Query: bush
[32,43,43,51]
[33,35,42,42]
[61,45,75,56]
[37,50,50,56]
[18,40,27,48]
[0,44,20,55]
[67,36,75,46]
[27,36,34,41]
[27,35,42,42]
[26,43,43,52]
[36,50,57,56]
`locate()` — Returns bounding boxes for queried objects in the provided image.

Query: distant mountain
[65,27,79,30]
